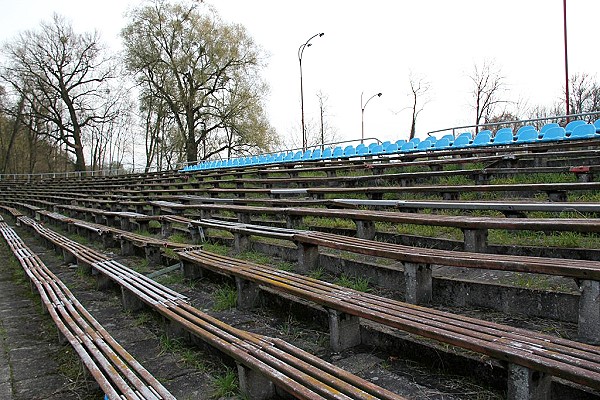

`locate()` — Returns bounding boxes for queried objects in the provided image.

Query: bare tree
[1,14,116,172]
[407,73,431,139]
[122,0,274,163]
[469,60,507,133]
[567,73,600,121]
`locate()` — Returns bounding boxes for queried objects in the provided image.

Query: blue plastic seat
[370,144,383,155]
[367,142,378,152]
[401,141,417,152]
[515,129,539,144]
[343,145,356,157]
[282,152,294,162]
[594,119,600,133]
[492,130,514,146]
[516,125,536,135]
[416,140,434,151]
[356,145,369,156]
[292,151,303,161]
[381,141,391,149]
[451,133,472,148]
[383,143,399,153]
[540,127,566,142]
[565,119,586,133]
[433,137,451,150]
[311,148,322,160]
[322,147,333,158]
[472,131,492,147]
[495,127,513,137]
[540,123,559,134]
[395,139,407,147]
[568,124,597,140]
[301,149,313,161]
[407,137,420,146]
[332,146,343,158]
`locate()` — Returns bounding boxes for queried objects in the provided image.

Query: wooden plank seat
[332,199,600,215]
[0,221,176,399]
[292,230,600,341]
[227,164,600,190]
[160,215,600,343]
[12,214,404,399]
[176,248,600,394]
[31,209,193,265]
[306,181,600,202]
[141,200,600,253]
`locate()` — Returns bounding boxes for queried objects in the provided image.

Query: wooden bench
[147,214,600,344]
[0,220,176,399]
[34,209,191,266]
[332,198,600,216]
[176,248,600,397]
[148,201,600,253]
[14,213,404,399]
[306,181,600,202]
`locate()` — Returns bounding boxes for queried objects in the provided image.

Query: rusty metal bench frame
[10,213,403,400]
[0,220,176,400]
[176,248,600,394]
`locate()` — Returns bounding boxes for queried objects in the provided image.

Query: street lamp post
[298,32,324,152]
[563,0,570,122]
[361,91,382,143]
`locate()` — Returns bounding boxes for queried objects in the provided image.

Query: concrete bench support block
[96,273,116,291]
[236,277,260,310]
[163,317,189,341]
[355,220,376,240]
[120,240,135,256]
[328,309,361,352]
[120,218,132,232]
[101,234,115,248]
[121,287,145,312]
[136,220,150,233]
[145,246,162,266]
[62,248,76,264]
[296,242,319,273]
[161,221,173,238]
[285,215,303,229]
[234,233,251,253]
[463,228,488,253]
[237,363,275,400]
[507,363,551,400]
[578,279,600,344]
[105,215,116,227]
[181,260,203,280]
[404,262,432,305]
[237,213,252,224]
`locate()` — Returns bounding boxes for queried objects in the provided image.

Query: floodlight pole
[361,91,382,144]
[298,32,324,152]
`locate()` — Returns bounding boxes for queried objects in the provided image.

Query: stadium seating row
[180,119,600,172]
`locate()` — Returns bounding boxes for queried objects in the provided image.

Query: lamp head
[319,32,325,37]
[377,92,382,97]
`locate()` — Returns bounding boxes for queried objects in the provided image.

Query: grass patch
[203,242,230,256]
[238,251,271,265]
[334,274,371,292]
[213,285,237,311]
[148,220,162,229]
[168,233,192,244]
[210,369,239,398]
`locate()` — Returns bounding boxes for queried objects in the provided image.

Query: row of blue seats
[180,119,600,172]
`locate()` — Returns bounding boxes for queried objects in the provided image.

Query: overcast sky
[2,0,599,149]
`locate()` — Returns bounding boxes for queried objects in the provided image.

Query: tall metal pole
[361,91,382,144]
[563,0,570,122]
[298,33,324,152]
